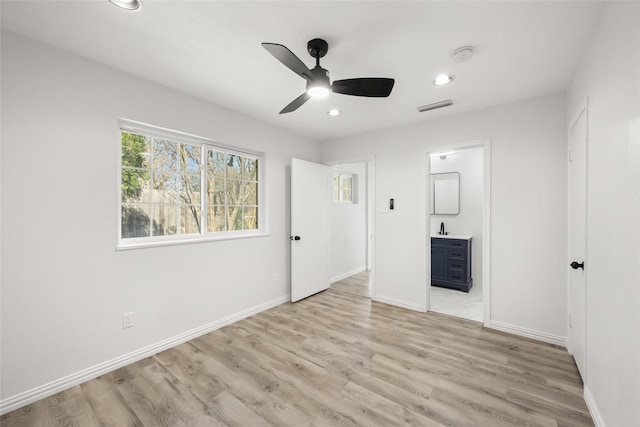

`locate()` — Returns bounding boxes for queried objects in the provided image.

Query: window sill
[116,231,271,251]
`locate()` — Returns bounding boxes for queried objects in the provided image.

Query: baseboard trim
[330,266,367,284]
[584,385,606,427]
[374,295,424,312]
[0,294,290,416]
[488,320,566,347]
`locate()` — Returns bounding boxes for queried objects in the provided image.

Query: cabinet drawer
[448,248,465,259]
[448,259,465,271]
[448,271,466,283]
[448,240,467,248]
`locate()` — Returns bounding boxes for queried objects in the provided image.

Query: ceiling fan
[262,38,395,114]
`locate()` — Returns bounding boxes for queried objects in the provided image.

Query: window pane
[121,132,150,169]
[341,188,352,202]
[180,205,201,235]
[341,176,352,191]
[243,157,258,181]
[121,168,150,203]
[333,175,340,201]
[243,206,258,230]
[121,205,150,238]
[226,179,242,206]
[180,144,201,174]
[152,173,179,203]
[227,206,242,231]
[152,205,177,236]
[207,150,225,177]
[152,139,178,173]
[243,181,257,205]
[206,176,225,206]
[180,175,201,205]
[207,207,226,232]
[226,154,242,179]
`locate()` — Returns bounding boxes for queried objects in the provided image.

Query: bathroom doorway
[426,142,490,324]
[327,159,374,298]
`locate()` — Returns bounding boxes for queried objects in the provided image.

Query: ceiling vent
[417,99,454,113]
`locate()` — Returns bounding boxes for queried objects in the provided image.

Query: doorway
[327,159,373,298]
[426,141,490,324]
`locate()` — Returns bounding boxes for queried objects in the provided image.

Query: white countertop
[431,234,473,240]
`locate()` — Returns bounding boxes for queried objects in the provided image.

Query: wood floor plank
[80,372,144,427]
[208,391,272,427]
[339,380,445,427]
[1,271,594,427]
[46,387,102,427]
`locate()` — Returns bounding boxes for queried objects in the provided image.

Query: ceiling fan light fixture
[327,109,342,116]
[109,0,142,11]
[433,74,455,86]
[307,85,330,98]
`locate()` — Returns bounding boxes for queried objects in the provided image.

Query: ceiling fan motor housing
[307,66,330,86]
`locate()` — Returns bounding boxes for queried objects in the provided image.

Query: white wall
[0,32,320,408]
[330,162,367,282]
[322,92,568,342]
[430,146,484,283]
[566,2,640,426]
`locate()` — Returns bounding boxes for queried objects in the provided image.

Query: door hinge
[568,314,573,328]
[568,149,573,163]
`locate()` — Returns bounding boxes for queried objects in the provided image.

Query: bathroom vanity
[431,235,473,292]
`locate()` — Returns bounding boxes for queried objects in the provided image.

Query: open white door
[291,158,330,302]
[568,103,587,378]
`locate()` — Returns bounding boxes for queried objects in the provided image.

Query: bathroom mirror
[430,172,460,215]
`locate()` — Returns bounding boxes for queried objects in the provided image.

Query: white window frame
[117,119,268,250]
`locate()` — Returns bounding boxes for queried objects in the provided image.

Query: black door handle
[570,261,584,270]
[290,235,301,241]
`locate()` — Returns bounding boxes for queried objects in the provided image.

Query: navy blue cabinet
[431,237,473,292]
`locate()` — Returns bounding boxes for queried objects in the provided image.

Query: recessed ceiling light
[327,109,342,116]
[109,0,142,11]
[433,74,455,86]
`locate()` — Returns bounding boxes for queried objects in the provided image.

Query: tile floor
[430,283,483,323]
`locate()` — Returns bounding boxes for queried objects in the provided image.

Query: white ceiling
[1,1,604,142]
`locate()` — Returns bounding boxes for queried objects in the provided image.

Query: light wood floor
[330,271,371,297]
[2,273,593,426]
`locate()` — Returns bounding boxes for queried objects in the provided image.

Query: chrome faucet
[439,222,445,235]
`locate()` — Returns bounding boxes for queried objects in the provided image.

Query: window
[333,173,353,202]
[119,121,264,248]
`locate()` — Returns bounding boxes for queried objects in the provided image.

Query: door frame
[325,156,375,298]
[567,98,589,375]
[423,139,492,325]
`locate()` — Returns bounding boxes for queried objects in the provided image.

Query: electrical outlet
[122,312,134,329]
[274,273,280,284]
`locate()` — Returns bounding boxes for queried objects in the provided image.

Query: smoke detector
[451,46,474,63]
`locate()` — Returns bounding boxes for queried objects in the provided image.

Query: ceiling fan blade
[332,78,395,97]
[280,92,311,114]
[262,43,312,81]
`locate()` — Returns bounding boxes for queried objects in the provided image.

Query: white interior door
[291,158,330,302]
[568,104,587,378]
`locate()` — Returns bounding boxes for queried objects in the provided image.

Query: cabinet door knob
[570,261,584,270]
